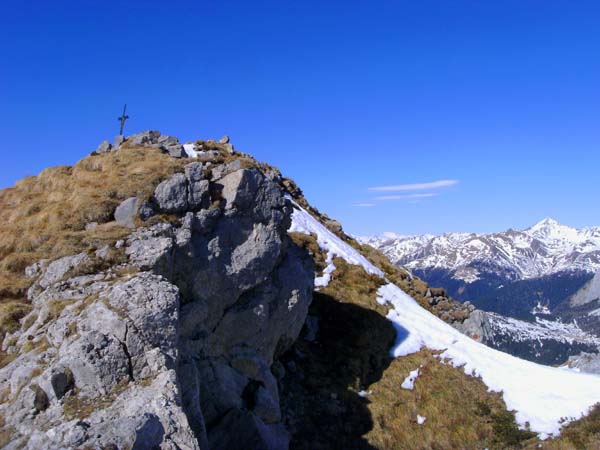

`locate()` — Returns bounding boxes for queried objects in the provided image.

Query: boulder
[165,144,187,158]
[153,167,212,213]
[219,169,262,211]
[324,219,343,234]
[114,197,139,228]
[211,159,243,181]
[114,134,126,148]
[37,253,89,289]
[185,163,210,209]
[153,173,189,213]
[95,140,112,154]
[138,201,156,221]
[128,130,161,146]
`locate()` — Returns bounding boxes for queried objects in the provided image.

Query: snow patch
[378,282,600,437]
[182,143,198,158]
[289,203,383,289]
[417,415,426,425]
[401,368,420,390]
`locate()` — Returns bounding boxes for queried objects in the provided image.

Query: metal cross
[117,104,129,135]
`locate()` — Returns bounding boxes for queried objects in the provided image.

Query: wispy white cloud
[375,193,438,201]
[368,179,459,192]
[353,202,376,207]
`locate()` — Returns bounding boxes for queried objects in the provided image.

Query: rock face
[1,161,314,449]
[453,309,600,365]
[566,352,600,375]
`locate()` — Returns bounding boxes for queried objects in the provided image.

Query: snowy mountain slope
[291,206,600,437]
[359,218,600,283]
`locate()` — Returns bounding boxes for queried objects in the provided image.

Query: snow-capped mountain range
[360,218,600,284]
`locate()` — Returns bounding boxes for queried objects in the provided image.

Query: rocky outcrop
[94,130,190,158]
[565,351,600,375]
[94,140,112,154]
[0,155,314,449]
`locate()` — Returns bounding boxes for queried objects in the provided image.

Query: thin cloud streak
[369,179,459,192]
[375,193,438,201]
[353,203,376,207]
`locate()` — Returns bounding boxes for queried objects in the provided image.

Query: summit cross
[117,104,129,135]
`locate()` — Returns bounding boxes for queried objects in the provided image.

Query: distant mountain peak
[526,217,568,234]
[531,217,561,228]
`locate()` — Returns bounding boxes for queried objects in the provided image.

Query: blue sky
[1,1,599,236]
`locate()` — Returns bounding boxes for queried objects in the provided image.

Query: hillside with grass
[1,131,599,450]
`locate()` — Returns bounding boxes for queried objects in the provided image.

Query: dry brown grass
[365,350,536,450]
[322,256,388,316]
[0,146,193,350]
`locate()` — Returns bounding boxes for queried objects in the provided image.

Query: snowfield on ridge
[290,205,600,438]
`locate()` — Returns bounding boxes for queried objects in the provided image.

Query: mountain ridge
[1,131,600,449]
[360,218,600,283]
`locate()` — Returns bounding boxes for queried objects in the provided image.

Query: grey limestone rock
[210,159,243,181]
[185,162,209,207]
[128,130,161,146]
[566,351,600,375]
[125,223,175,271]
[114,134,126,148]
[165,143,187,158]
[95,140,112,154]
[153,165,211,214]
[1,158,314,450]
[36,253,89,289]
[153,172,189,213]
[452,309,492,342]
[114,196,139,228]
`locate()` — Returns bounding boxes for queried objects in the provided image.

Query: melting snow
[288,201,383,288]
[182,143,198,158]
[290,205,600,437]
[401,368,420,390]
